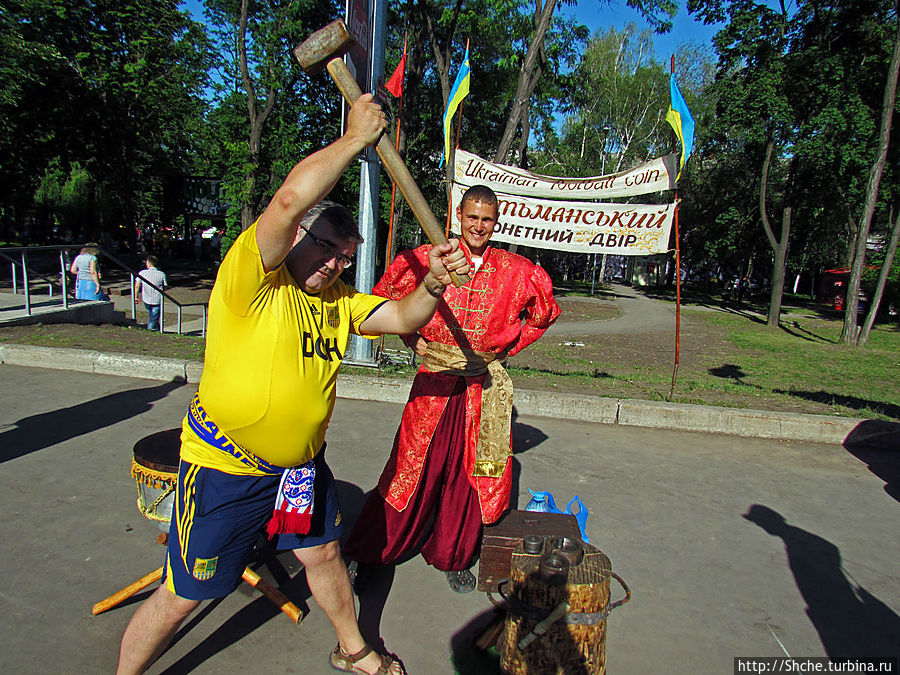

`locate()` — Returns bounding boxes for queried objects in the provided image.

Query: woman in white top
[70,243,101,300]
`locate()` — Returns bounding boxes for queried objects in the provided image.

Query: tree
[538,24,673,178]
[0,0,211,246]
[840,6,900,344]
[202,0,342,251]
[494,0,678,166]
[858,208,900,345]
[688,0,900,327]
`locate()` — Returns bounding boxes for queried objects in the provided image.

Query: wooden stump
[500,539,615,675]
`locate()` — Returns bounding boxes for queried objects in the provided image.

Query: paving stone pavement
[1,365,898,674]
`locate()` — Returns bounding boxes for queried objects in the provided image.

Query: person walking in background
[193,229,204,261]
[70,243,102,300]
[134,255,167,331]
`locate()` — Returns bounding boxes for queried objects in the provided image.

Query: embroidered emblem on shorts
[335,511,342,526]
[193,556,218,580]
[326,306,339,328]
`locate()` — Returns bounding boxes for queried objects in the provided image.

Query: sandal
[330,643,399,675]
[446,568,476,593]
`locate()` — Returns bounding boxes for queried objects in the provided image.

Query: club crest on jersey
[192,556,218,581]
[326,306,339,328]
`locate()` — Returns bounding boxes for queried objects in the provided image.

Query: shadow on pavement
[450,607,504,673]
[157,538,316,673]
[512,406,549,455]
[159,594,284,675]
[773,390,900,421]
[843,420,900,501]
[0,378,186,463]
[743,505,900,658]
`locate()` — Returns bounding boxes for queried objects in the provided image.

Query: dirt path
[550,283,675,335]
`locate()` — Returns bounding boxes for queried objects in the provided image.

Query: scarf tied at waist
[186,393,316,537]
[422,342,513,478]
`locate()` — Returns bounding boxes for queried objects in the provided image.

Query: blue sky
[179,0,719,62]
[559,1,721,62]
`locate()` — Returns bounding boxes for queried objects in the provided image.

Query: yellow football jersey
[181,220,386,471]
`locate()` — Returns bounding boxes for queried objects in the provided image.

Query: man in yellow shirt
[117,94,468,675]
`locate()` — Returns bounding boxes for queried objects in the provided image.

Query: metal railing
[0,244,207,336]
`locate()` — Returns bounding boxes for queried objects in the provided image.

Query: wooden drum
[131,428,182,532]
[499,536,630,674]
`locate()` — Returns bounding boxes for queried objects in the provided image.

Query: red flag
[385,35,407,97]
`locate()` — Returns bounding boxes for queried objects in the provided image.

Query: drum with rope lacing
[131,428,181,531]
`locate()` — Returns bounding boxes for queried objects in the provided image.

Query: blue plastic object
[523,489,562,514]
[565,496,590,544]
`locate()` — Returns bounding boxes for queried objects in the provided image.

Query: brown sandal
[329,643,399,675]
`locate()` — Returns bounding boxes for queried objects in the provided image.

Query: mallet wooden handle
[324,57,470,287]
[92,566,163,616]
[241,567,303,623]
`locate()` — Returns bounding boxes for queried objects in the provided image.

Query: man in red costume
[345,184,560,592]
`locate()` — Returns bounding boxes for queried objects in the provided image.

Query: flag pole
[385,32,407,264]
[446,39,469,238]
[668,53,682,402]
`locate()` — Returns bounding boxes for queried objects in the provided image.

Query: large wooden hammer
[294,20,469,287]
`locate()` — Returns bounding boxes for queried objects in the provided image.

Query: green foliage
[538,23,672,177]
[681,0,899,285]
[0,0,211,244]
[200,0,343,248]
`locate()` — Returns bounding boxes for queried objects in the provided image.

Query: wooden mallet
[294,20,469,287]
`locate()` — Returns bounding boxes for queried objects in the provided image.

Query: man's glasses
[298,224,354,268]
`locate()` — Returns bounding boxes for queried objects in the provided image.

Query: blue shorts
[164,450,343,600]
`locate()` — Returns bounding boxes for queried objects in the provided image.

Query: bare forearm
[394,275,446,332]
[361,274,446,335]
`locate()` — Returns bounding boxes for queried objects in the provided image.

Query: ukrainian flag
[440,46,471,168]
[665,74,695,180]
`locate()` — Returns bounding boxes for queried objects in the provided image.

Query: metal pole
[60,251,69,308]
[159,295,165,334]
[12,261,17,294]
[349,0,387,365]
[129,273,136,321]
[22,251,31,315]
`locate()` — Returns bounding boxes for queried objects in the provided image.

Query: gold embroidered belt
[422,342,513,478]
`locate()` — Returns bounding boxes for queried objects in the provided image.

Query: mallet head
[294,19,356,75]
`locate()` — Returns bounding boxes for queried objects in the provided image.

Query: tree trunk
[767,208,791,327]
[417,0,464,201]
[858,207,900,347]
[759,133,790,328]
[237,0,276,231]
[493,0,557,164]
[841,12,900,344]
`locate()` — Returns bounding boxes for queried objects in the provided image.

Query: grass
[2,285,898,420]
[0,324,207,361]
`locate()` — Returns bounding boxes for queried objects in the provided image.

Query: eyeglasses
[298,224,354,268]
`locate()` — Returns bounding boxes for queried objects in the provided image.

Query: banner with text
[450,183,676,255]
[454,149,678,199]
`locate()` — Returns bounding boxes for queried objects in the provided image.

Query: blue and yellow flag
[665,74,695,180]
[440,46,471,168]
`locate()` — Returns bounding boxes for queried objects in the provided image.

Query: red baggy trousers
[344,378,483,571]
